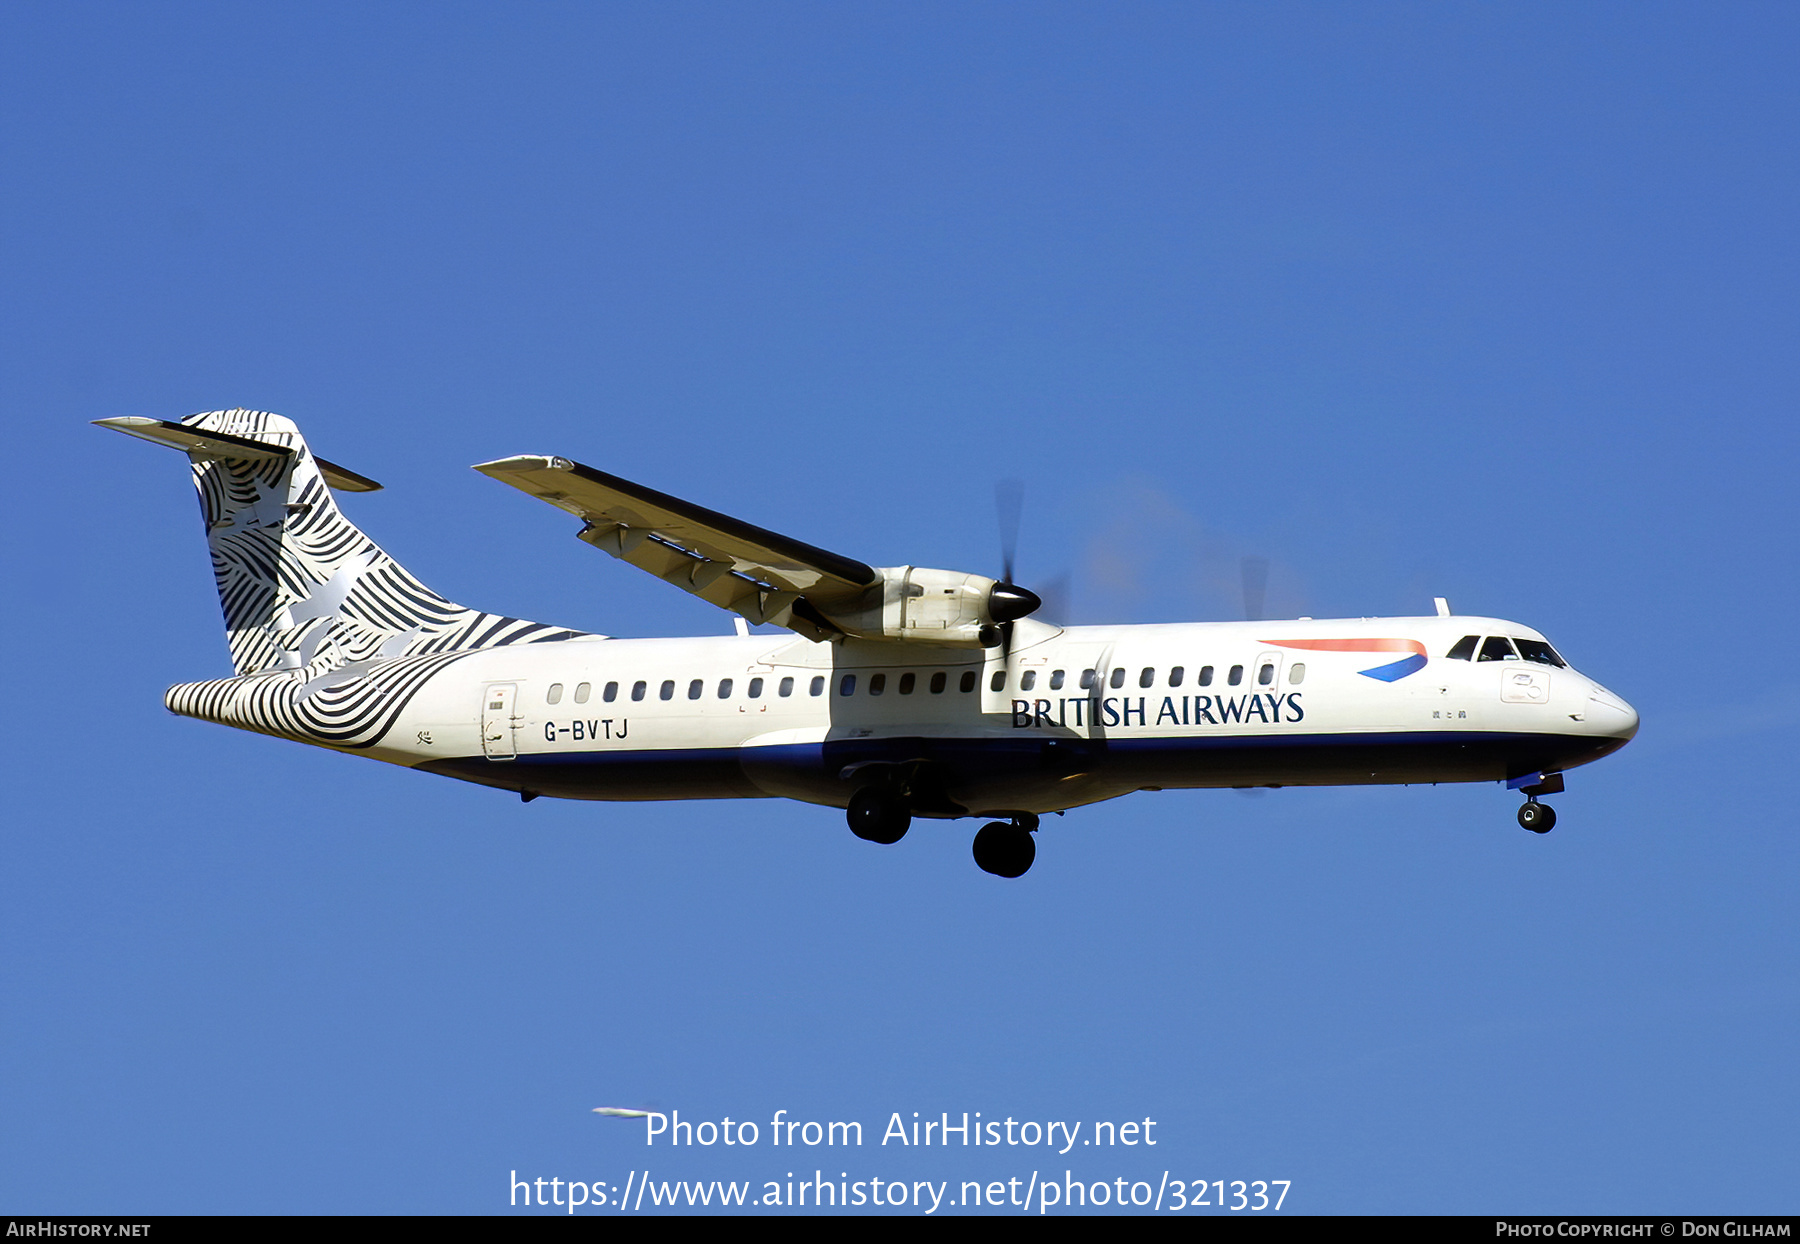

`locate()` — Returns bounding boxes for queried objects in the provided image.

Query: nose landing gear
[1510,772,1564,834]
[972,813,1039,878]
[1517,799,1556,833]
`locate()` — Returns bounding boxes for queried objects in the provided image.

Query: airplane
[97,409,1639,877]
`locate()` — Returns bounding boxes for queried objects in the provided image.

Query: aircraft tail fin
[98,410,586,677]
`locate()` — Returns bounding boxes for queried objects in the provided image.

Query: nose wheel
[1510,773,1563,834]
[972,814,1038,877]
[1517,800,1556,833]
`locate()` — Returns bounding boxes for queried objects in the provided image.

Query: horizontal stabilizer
[95,417,382,491]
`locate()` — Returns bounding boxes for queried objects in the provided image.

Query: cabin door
[481,682,519,761]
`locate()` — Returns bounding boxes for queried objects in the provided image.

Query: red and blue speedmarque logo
[1264,638,1428,682]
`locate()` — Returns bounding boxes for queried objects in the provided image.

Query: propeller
[987,480,1042,657]
[996,478,1023,587]
[1240,555,1269,623]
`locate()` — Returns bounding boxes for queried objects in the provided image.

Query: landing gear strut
[847,788,911,844]
[1510,772,1563,834]
[972,814,1038,878]
[1518,800,1556,833]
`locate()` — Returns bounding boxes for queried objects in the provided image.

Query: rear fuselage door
[481,682,519,760]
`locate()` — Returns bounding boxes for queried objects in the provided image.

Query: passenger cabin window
[899,673,915,694]
[1258,662,1275,686]
[990,671,1005,692]
[960,671,977,693]
[1139,667,1155,688]
[632,680,647,702]
[1050,670,1065,690]
[839,674,856,696]
[717,678,733,699]
[810,676,825,696]
[1289,663,1306,685]
[869,674,887,696]
[1514,639,1567,668]
[1198,665,1214,687]
[1020,670,1037,691]
[1110,668,1126,690]
[603,681,619,703]
[1080,669,1097,690]
[1479,636,1519,662]
[1228,665,1244,686]
[688,679,704,700]
[1169,666,1184,687]
[779,677,794,697]
[574,682,591,704]
[546,683,564,705]
[659,680,675,701]
[930,672,947,694]
[748,677,764,697]
[1446,635,1479,661]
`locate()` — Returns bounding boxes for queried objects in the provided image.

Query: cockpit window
[1445,635,1479,661]
[1514,638,1567,668]
[1478,636,1519,662]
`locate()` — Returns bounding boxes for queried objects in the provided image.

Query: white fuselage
[291,614,1640,819]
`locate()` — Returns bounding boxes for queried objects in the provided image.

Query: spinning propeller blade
[989,480,1042,660]
[1241,555,1269,623]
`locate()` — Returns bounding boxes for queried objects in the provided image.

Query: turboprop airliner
[98,410,1638,877]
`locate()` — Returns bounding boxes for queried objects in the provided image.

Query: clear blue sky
[3,1,1795,1215]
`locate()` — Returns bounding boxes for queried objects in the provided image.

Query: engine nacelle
[825,566,1036,647]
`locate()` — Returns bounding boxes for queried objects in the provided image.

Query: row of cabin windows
[546,676,830,705]
[838,662,1306,697]
[1007,662,1304,692]
[546,660,1312,706]
[840,670,981,697]
[548,671,989,706]
[1444,635,1567,667]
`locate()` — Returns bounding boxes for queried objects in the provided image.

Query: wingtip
[473,454,568,475]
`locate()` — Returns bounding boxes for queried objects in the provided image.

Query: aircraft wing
[473,455,880,639]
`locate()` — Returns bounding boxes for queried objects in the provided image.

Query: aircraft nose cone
[1586,685,1639,741]
[987,582,1042,624]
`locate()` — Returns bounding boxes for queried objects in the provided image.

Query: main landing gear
[846,793,1040,877]
[846,788,911,844]
[972,814,1039,878]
